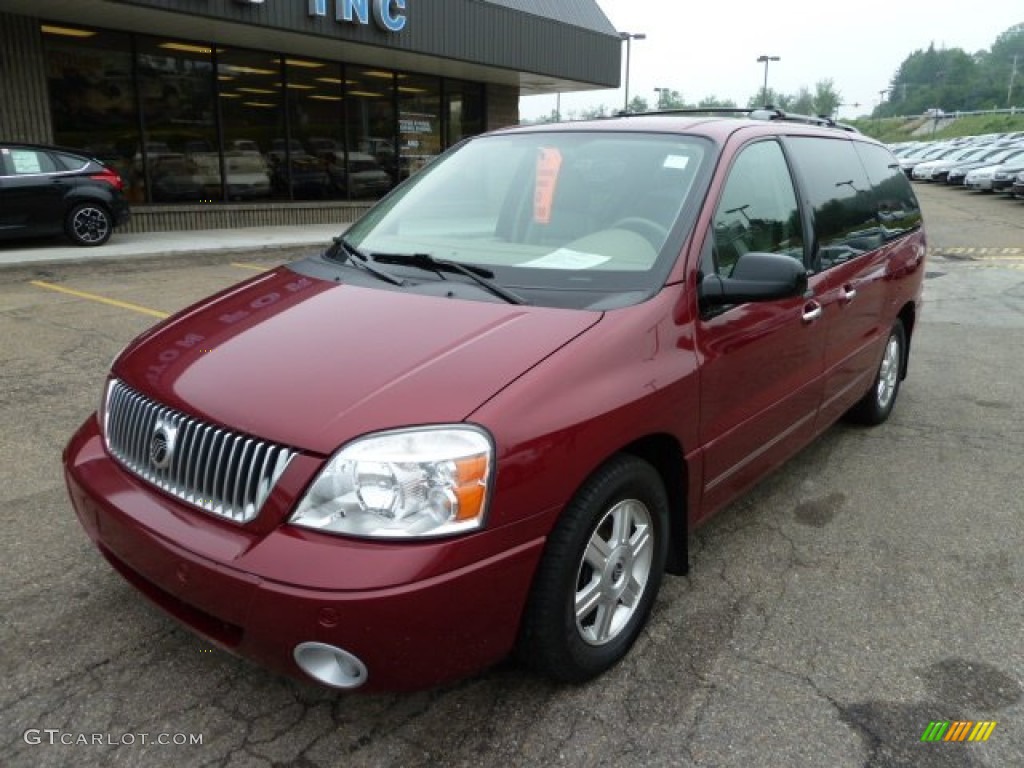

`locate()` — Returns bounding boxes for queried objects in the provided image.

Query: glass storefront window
[218,49,288,201]
[285,58,345,200]
[136,37,218,204]
[43,27,140,202]
[346,67,398,196]
[41,24,485,207]
[398,74,441,181]
[446,80,484,147]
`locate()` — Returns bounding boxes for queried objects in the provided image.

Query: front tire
[66,202,113,246]
[848,319,906,425]
[518,454,669,682]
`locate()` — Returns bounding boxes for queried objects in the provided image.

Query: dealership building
[0,0,621,231]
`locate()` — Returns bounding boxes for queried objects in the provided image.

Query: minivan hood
[114,267,601,454]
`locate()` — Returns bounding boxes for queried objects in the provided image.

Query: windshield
[341,131,710,308]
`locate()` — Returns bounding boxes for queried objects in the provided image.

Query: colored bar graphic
[921,720,997,742]
[921,721,949,741]
[944,721,972,741]
[968,722,997,742]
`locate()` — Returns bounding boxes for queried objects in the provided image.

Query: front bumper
[63,417,546,692]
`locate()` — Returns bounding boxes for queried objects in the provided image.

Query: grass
[851,113,1024,144]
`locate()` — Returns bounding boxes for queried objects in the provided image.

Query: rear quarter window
[54,152,91,172]
[785,137,894,271]
[851,141,923,234]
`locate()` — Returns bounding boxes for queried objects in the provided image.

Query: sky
[519,0,1024,121]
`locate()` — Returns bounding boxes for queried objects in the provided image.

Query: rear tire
[518,454,669,682]
[847,319,906,425]
[65,202,113,246]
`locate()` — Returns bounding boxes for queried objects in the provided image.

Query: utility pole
[1010,54,1019,107]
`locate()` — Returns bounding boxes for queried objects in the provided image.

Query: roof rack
[750,107,860,133]
[613,106,860,133]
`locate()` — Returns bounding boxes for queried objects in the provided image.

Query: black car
[1011,170,1024,199]
[0,143,130,246]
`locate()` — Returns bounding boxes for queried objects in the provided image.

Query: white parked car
[911,146,983,181]
[964,164,1003,191]
[899,144,950,176]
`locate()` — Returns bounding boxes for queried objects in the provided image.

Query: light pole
[620,32,646,111]
[757,55,780,106]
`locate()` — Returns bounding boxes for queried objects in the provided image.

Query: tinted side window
[786,137,877,272]
[710,141,804,277]
[852,141,922,235]
[54,152,90,172]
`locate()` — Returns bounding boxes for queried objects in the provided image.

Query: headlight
[290,426,493,539]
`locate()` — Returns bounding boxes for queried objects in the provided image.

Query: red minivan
[64,111,925,691]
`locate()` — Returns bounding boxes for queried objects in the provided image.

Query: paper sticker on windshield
[533,148,563,224]
[663,155,690,170]
[521,248,610,269]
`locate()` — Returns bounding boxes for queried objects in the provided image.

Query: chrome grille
[103,379,296,523]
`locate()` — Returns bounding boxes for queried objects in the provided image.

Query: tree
[746,87,790,109]
[655,88,686,109]
[813,79,842,118]
[790,86,815,115]
[522,109,561,125]
[579,104,609,120]
[979,23,1024,106]
[697,95,737,109]
[626,95,649,114]
[879,25,1024,116]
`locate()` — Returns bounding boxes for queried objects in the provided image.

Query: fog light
[293,642,368,689]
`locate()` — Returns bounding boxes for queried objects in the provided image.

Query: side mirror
[700,252,808,306]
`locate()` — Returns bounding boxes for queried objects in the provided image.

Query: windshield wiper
[324,236,406,287]
[370,252,528,305]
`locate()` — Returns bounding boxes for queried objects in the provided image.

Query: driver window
[711,141,803,277]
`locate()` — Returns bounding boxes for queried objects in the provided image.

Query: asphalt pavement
[1,186,1022,768]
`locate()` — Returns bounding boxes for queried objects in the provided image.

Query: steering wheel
[610,217,670,247]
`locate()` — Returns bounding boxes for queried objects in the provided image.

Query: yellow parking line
[30,280,170,319]
[970,255,1024,261]
[231,262,273,272]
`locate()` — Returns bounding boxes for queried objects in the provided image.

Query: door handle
[802,302,822,323]
[840,284,857,303]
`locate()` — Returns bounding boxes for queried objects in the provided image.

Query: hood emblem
[150,421,177,470]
